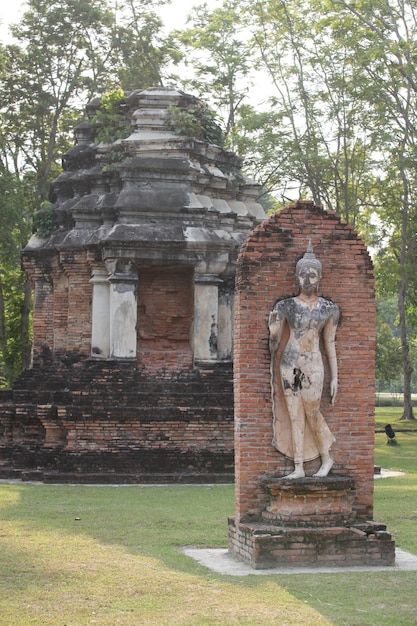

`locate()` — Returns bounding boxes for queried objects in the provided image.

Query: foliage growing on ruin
[91,88,132,145]
[33,201,56,238]
[166,104,225,147]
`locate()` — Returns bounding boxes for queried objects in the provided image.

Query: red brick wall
[5,360,234,479]
[27,255,195,370]
[25,251,92,362]
[137,266,194,371]
[60,251,92,356]
[234,201,375,521]
[12,255,233,480]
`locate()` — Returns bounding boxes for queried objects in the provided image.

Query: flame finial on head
[296,239,322,276]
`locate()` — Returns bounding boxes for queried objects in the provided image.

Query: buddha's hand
[269,310,281,340]
[330,378,338,405]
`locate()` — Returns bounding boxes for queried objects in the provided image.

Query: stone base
[228,518,396,569]
[0,361,235,481]
[260,475,356,527]
[0,466,234,484]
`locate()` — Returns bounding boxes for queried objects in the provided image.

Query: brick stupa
[0,88,265,483]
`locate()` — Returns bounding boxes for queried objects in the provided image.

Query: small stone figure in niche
[269,242,339,479]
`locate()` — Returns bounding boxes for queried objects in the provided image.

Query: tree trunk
[397,149,415,420]
[398,276,415,420]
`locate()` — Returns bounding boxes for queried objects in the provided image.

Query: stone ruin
[0,87,266,483]
[228,201,395,568]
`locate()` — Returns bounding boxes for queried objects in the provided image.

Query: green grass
[375,406,417,430]
[374,419,417,558]
[1,483,416,625]
[0,408,416,626]
[0,484,333,625]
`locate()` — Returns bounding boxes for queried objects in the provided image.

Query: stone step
[10,390,233,409]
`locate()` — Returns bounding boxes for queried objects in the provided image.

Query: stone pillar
[193,274,221,362]
[107,262,138,359]
[90,268,110,358]
[30,269,54,362]
[218,283,233,361]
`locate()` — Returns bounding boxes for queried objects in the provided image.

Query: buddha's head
[296,241,322,293]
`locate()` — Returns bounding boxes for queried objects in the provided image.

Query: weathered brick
[229,201,395,568]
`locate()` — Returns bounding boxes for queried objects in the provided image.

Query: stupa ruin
[0,87,266,482]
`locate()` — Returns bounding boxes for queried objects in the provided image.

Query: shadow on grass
[2,426,417,625]
[0,483,338,625]
[0,484,234,577]
[1,477,417,625]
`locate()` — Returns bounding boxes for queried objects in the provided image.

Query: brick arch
[233,200,375,521]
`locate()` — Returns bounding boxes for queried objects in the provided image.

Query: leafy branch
[166,104,225,146]
[90,88,132,144]
[33,201,56,238]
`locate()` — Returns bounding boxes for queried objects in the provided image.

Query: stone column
[193,274,221,362]
[89,268,110,358]
[107,262,138,359]
[29,267,54,362]
[218,282,234,361]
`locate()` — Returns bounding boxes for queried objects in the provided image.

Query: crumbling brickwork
[229,199,395,568]
[233,200,376,521]
[137,266,194,371]
[0,359,234,482]
[0,87,266,482]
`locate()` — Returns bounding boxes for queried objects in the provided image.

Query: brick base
[260,475,356,527]
[228,518,395,569]
[0,465,233,484]
[229,474,395,568]
[0,360,235,482]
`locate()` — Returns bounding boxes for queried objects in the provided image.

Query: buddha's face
[296,265,321,295]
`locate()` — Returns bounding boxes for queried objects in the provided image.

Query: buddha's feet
[284,467,305,479]
[313,457,334,477]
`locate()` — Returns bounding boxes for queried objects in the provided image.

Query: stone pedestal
[261,475,356,527]
[228,517,395,569]
[228,475,395,569]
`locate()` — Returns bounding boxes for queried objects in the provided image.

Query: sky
[0,0,221,41]
[0,5,23,38]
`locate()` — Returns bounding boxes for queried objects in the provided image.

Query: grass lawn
[375,406,417,431]
[1,408,417,625]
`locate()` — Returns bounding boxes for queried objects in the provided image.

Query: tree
[241,0,378,228]
[321,0,417,419]
[170,0,254,149]
[375,298,403,394]
[0,167,33,384]
[0,0,118,383]
[110,0,180,90]
[3,0,117,200]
